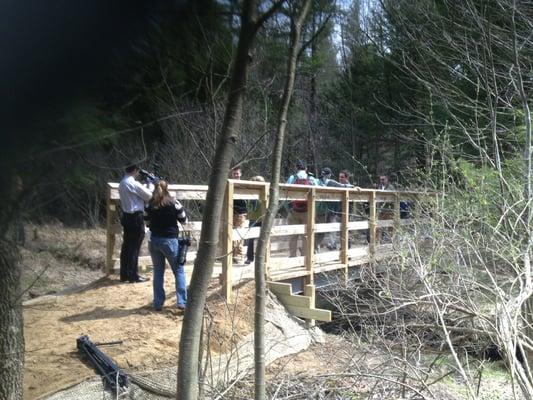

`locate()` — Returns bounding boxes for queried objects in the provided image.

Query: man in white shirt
[118,164,153,283]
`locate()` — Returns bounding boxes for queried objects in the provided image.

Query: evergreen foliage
[2,0,530,227]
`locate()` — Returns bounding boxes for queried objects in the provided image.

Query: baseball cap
[321,167,332,176]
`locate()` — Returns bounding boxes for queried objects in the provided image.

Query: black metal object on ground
[76,335,128,392]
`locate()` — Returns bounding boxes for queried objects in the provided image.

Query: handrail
[105,180,433,302]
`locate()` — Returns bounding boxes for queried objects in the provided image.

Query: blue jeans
[149,236,187,308]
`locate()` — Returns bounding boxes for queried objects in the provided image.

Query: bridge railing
[106,180,431,301]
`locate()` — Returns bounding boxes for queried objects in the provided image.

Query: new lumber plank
[276,293,312,308]
[284,304,331,322]
[269,256,305,270]
[314,251,341,263]
[268,282,293,295]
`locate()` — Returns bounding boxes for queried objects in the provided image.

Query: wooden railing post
[304,284,316,327]
[369,191,377,256]
[341,190,349,280]
[222,181,234,303]
[305,187,316,286]
[105,195,116,275]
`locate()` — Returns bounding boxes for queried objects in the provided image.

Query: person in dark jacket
[230,166,247,264]
[245,175,265,264]
[145,180,188,311]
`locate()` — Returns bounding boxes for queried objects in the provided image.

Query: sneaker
[154,306,162,312]
[244,259,253,265]
[177,304,186,311]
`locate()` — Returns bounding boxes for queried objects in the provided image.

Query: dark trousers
[246,220,261,261]
[120,212,145,281]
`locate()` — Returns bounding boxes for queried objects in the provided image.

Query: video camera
[139,169,161,185]
[178,237,191,265]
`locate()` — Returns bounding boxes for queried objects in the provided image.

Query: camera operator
[118,164,153,283]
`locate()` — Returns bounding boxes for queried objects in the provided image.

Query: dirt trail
[23,274,254,400]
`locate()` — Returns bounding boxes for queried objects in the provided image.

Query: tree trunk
[0,239,24,400]
[254,2,311,399]
[513,2,533,375]
[176,1,277,399]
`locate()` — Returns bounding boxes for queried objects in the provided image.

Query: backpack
[290,176,311,212]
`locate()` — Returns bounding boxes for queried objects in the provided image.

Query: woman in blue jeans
[145,180,188,311]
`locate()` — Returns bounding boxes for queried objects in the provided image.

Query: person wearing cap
[118,164,153,283]
[286,160,318,257]
[316,167,354,251]
[318,167,355,189]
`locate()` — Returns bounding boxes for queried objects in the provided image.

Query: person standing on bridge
[316,167,354,252]
[145,180,188,311]
[339,169,354,187]
[338,169,359,248]
[377,174,395,243]
[245,175,265,265]
[230,166,247,264]
[286,160,318,257]
[118,164,153,283]
[378,174,395,191]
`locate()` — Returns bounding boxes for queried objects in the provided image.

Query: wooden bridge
[106,180,430,322]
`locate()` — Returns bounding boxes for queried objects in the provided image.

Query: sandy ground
[19,225,107,300]
[23,273,255,400]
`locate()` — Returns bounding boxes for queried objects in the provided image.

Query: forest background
[2,0,433,227]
